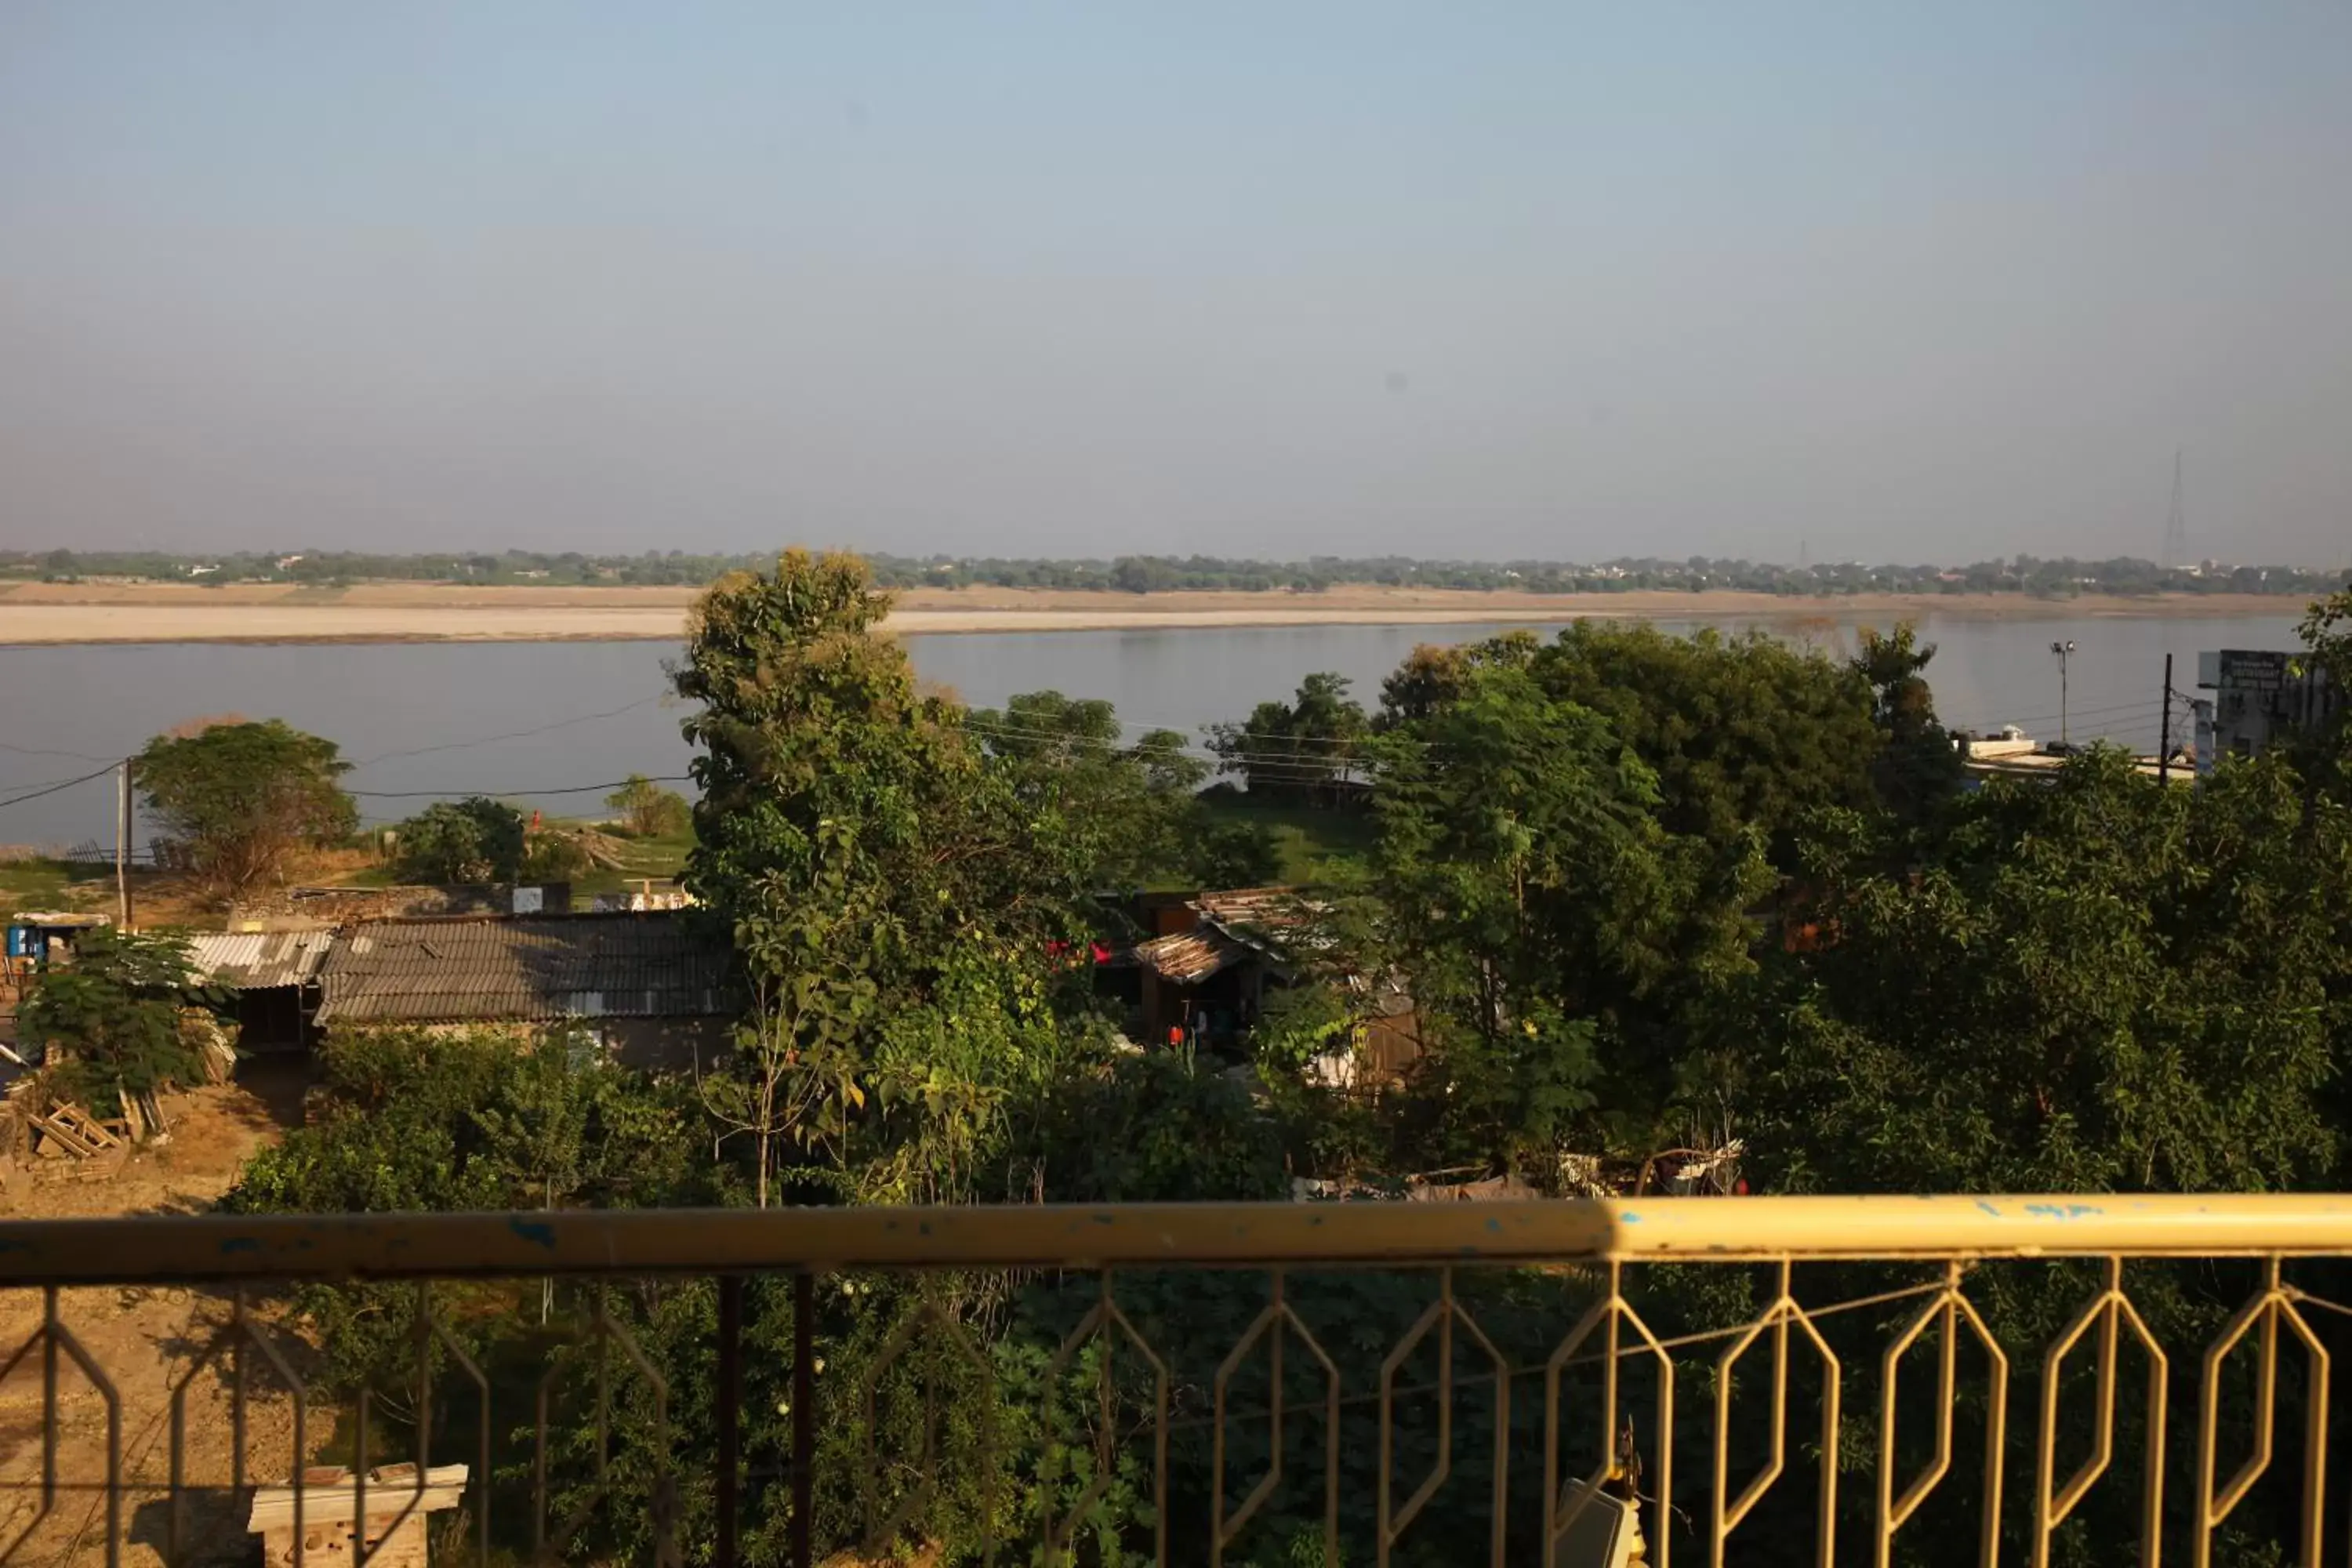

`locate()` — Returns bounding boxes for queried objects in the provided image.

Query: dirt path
[0,1067,308,1565]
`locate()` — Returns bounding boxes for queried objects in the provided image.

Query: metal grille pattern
[0,1195,2348,1565]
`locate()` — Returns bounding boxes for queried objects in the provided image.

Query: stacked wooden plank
[246,1464,469,1566]
[27,1101,123,1159]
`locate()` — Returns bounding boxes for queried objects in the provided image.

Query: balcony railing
[2,1194,2349,1566]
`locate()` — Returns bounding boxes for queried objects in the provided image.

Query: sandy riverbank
[0,580,2305,644]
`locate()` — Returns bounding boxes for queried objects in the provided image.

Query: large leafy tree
[1740,748,2352,1565]
[604,773,691,837]
[1758,748,2348,1195]
[675,550,1106,1204]
[1526,622,1881,860]
[136,719,357,899]
[1366,662,1770,1172]
[1851,622,1967,825]
[2293,584,2352,791]
[1206,671,1367,802]
[392,796,525,882]
[967,690,1202,888]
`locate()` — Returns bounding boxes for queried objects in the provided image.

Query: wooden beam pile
[246,1464,470,1566]
[26,1101,125,1160]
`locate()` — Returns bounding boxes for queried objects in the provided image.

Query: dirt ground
[0,1064,310,1565]
[0,577,2296,644]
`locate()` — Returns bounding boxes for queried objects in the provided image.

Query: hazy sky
[5,3,2349,564]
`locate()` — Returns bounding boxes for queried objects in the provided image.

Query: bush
[392,797,525,882]
[18,928,215,1116]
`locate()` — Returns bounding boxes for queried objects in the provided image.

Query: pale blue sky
[4,2,2348,562]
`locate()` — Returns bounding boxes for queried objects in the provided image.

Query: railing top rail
[5,1194,2352,1284]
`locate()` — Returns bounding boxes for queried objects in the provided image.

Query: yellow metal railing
[0,1194,2347,1566]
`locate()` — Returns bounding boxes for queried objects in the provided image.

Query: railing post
[716,1275,742,1568]
[793,1270,815,1568]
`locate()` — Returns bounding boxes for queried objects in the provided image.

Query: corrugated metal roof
[187,930,336,989]
[314,914,731,1025]
[1191,887,1320,930]
[1131,927,1250,985]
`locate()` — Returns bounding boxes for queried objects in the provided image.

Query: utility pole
[115,760,134,931]
[2158,653,2174,785]
[2049,640,2077,746]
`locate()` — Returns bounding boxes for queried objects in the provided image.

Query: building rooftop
[186,929,336,990]
[313,912,731,1025]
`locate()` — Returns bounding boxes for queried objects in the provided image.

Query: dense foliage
[389,795,582,884]
[18,927,216,1115]
[964,689,1279,888]
[1206,671,1369,802]
[605,774,691,837]
[218,566,2352,1566]
[136,719,357,900]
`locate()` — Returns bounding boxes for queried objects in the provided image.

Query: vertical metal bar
[2159,653,2175,784]
[116,760,132,930]
[232,1290,249,1501]
[716,1276,742,1568]
[792,1270,815,1568]
[1271,1269,1287,1495]
[411,1283,434,1566]
[291,1371,308,1568]
[41,1287,58,1515]
[355,1385,371,1561]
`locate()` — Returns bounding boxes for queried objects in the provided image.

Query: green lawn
[328,819,698,898]
[0,857,116,916]
[571,822,695,897]
[1196,796,1377,884]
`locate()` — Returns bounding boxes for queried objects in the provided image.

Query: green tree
[2294,584,2352,789]
[1206,673,1367,803]
[1757,747,2347,1195]
[391,796,526,883]
[604,774,691,837]
[676,551,1105,1205]
[1738,746,2352,1564]
[967,691,1205,888]
[1527,622,1881,862]
[1851,622,1966,822]
[1374,631,1539,728]
[226,1025,704,1404]
[1109,555,1178,593]
[136,720,357,900]
[1367,663,1770,1173]
[19,928,215,1116]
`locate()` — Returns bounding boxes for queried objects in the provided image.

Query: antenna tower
[2162,447,2187,569]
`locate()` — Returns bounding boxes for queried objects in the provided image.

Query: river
[0,609,2308,850]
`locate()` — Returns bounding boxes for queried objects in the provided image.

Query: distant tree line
[3,546,2342,598]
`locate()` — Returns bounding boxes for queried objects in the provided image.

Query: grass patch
[0,857,116,916]
[572,821,696,897]
[1197,796,1377,884]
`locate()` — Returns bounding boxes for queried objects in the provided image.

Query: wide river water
[0,609,2307,850]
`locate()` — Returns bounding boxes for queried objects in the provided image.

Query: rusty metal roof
[1190,887,1317,929]
[187,930,336,990]
[1131,927,1250,985]
[314,913,731,1025]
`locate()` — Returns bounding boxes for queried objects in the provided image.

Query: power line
[1942,698,2166,734]
[0,739,118,764]
[347,693,672,767]
[0,764,120,813]
[347,773,695,801]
